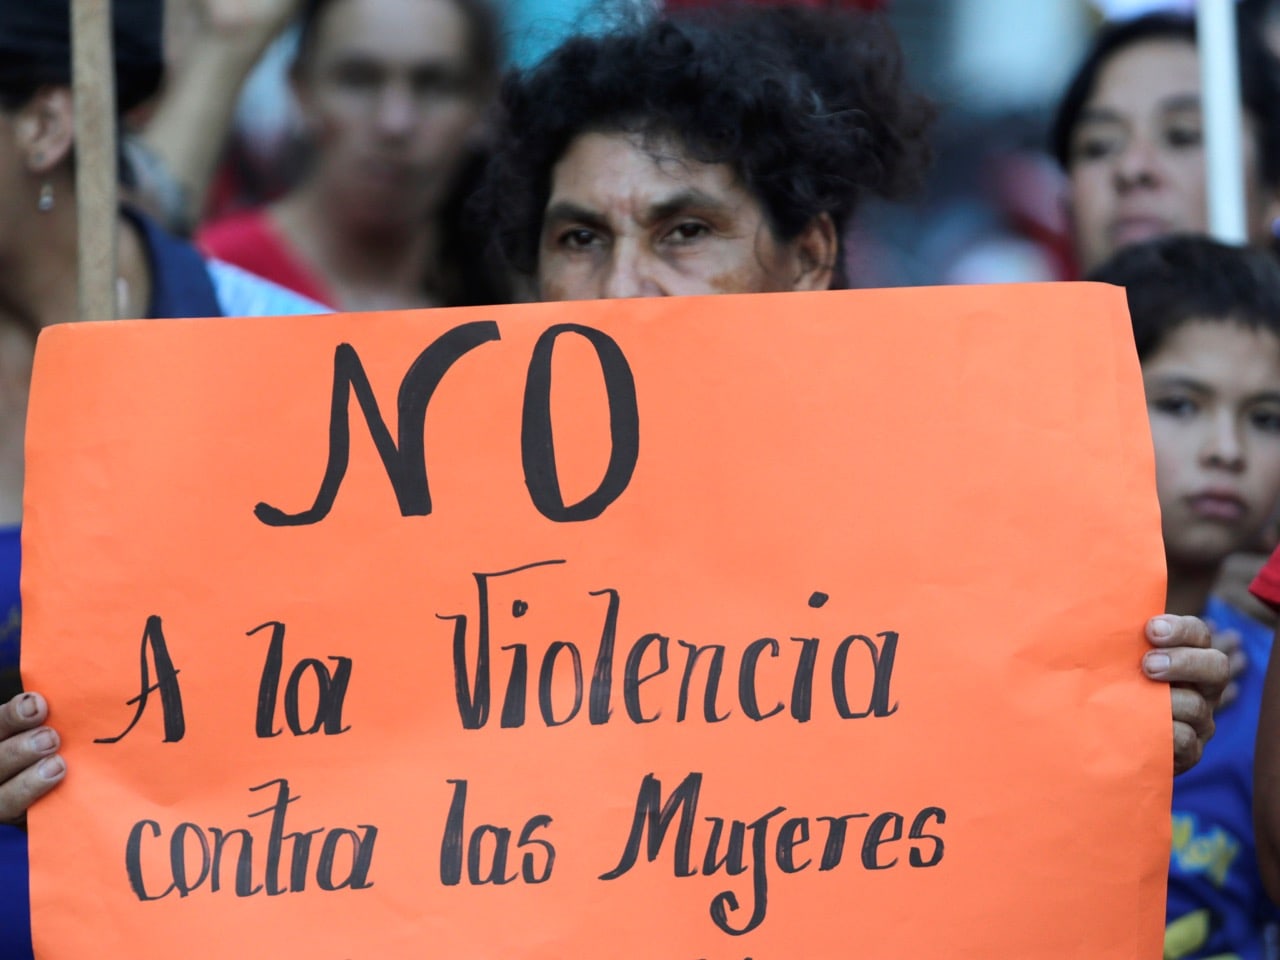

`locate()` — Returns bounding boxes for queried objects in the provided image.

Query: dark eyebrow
[328,53,384,71]
[1158,93,1202,113]
[542,202,610,233]
[410,62,460,78]
[1076,94,1201,129]
[645,189,733,224]
[1144,376,1280,405]
[1146,375,1209,393]
[1075,106,1124,127]
[543,189,734,234]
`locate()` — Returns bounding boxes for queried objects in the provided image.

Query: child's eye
[1153,396,1198,418]
[1249,407,1280,433]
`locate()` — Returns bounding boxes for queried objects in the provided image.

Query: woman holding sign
[0,2,1230,952]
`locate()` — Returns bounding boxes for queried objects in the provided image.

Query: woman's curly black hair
[477,4,934,284]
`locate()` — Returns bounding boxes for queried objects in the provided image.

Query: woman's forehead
[1087,37,1201,109]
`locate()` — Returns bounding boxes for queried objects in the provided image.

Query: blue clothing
[1165,596,1280,960]
[128,208,326,320]
[0,212,324,960]
[0,527,20,959]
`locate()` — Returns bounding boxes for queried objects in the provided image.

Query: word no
[254,322,639,526]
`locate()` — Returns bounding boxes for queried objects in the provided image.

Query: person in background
[1089,235,1280,960]
[0,4,324,956]
[1052,10,1280,629]
[126,0,306,234]
[197,0,508,309]
[1051,11,1280,277]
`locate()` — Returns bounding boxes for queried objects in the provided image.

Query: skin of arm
[137,0,302,228]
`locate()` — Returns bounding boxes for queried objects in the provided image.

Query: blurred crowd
[102,0,1280,294]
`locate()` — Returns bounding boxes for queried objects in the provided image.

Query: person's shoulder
[195,207,335,307]
[206,259,331,318]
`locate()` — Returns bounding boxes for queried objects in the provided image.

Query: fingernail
[1146,652,1171,675]
[1151,619,1172,640]
[37,756,64,780]
[16,694,37,720]
[30,730,55,753]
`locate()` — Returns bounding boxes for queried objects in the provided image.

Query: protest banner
[23,285,1169,958]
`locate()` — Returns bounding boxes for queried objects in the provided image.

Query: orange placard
[23,285,1169,958]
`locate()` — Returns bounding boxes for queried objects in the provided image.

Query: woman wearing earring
[197,0,509,310]
[0,4,323,955]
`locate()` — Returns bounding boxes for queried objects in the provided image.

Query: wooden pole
[1197,0,1249,244]
[72,0,118,322]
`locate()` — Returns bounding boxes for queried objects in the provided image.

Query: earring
[37,182,53,213]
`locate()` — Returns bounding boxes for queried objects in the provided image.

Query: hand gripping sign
[23,285,1169,959]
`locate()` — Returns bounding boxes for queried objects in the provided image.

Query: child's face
[1145,320,1280,570]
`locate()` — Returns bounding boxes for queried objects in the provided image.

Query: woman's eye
[331,63,382,92]
[411,68,469,99]
[1165,125,1202,149]
[559,228,599,249]
[1072,134,1118,162]
[666,222,710,243]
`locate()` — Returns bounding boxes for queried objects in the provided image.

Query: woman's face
[293,0,488,232]
[1066,38,1279,273]
[536,131,834,301]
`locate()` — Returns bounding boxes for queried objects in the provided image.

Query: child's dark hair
[1087,234,1280,361]
[1050,11,1280,187]
[475,3,934,284]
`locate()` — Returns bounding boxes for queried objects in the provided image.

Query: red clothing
[197,210,337,309]
[1251,550,1280,608]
